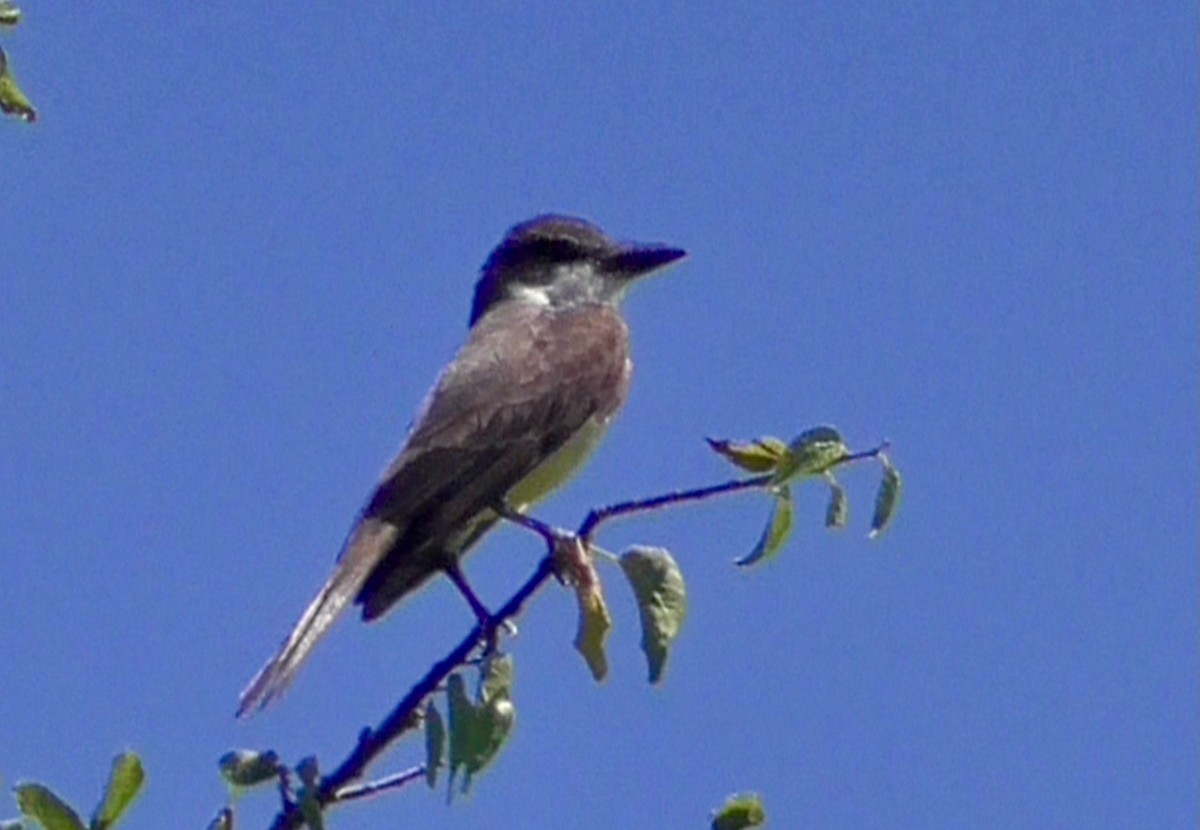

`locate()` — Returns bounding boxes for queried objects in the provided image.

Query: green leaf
[15,784,85,830]
[548,534,612,681]
[423,701,445,789]
[824,473,848,529]
[772,425,850,485]
[573,581,612,682]
[446,672,516,795]
[478,653,515,703]
[736,486,794,567]
[619,546,688,684]
[706,436,788,473]
[0,46,36,123]
[465,696,516,777]
[869,454,903,538]
[218,749,281,790]
[711,792,766,830]
[0,2,20,27]
[89,752,145,830]
[446,673,476,795]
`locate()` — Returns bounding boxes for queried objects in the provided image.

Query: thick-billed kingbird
[238,215,686,716]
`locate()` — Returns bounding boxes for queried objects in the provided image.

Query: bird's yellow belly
[507,416,613,510]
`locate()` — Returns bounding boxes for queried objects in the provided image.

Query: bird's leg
[443,560,493,626]
[494,501,574,549]
[494,501,588,586]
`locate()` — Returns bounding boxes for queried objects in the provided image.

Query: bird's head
[470,215,687,326]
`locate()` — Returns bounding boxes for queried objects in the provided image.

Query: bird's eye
[529,238,581,263]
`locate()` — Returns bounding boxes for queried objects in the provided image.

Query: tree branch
[266,472,773,828]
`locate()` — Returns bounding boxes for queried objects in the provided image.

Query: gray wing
[237,302,629,716]
[354,301,632,616]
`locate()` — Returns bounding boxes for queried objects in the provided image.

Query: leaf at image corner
[0,2,20,27]
[90,751,146,830]
[869,454,903,538]
[711,792,766,830]
[619,546,688,684]
[735,486,794,567]
[0,46,37,122]
[15,783,85,830]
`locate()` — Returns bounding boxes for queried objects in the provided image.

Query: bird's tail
[236,518,396,718]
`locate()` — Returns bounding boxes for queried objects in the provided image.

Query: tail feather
[236,518,397,718]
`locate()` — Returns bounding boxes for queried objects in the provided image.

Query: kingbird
[238,215,686,716]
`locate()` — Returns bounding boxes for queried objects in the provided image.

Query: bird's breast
[506,413,616,510]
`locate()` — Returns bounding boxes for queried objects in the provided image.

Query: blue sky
[2,4,1196,828]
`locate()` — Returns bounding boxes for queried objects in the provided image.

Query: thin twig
[579,474,772,541]
[331,766,427,803]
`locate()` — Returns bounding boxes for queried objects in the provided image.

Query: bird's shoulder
[416,302,631,442]
[363,302,629,493]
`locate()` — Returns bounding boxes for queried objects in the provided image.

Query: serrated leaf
[772,425,850,484]
[868,454,902,538]
[619,546,688,684]
[478,653,514,704]
[711,792,766,830]
[824,474,848,529]
[89,752,145,830]
[0,1,20,27]
[0,46,36,123]
[205,808,234,830]
[218,750,281,790]
[573,581,612,682]
[736,486,794,567]
[15,784,85,830]
[423,701,445,789]
[706,436,788,473]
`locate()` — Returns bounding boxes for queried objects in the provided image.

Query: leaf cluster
[0,1,36,123]
[4,753,145,830]
[708,426,902,565]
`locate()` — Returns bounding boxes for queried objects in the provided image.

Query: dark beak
[606,243,688,277]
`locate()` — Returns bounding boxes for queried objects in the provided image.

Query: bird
[237,214,687,716]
